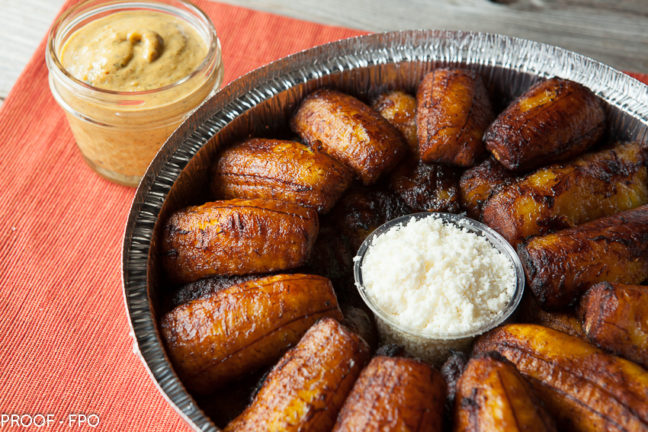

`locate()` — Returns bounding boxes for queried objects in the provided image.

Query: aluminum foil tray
[122,30,648,431]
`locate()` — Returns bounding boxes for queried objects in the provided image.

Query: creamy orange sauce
[53,9,221,185]
[61,11,207,91]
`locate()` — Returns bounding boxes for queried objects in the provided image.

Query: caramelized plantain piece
[212,138,352,213]
[161,198,318,283]
[388,158,461,212]
[341,306,378,351]
[459,157,516,219]
[455,353,557,432]
[517,293,585,339]
[482,141,648,245]
[530,311,584,339]
[291,89,407,185]
[332,356,445,432]
[519,205,648,309]
[170,274,260,309]
[580,282,648,368]
[474,324,648,432]
[224,318,370,432]
[441,351,468,408]
[416,68,494,167]
[161,274,342,394]
[329,186,411,251]
[484,77,605,171]
[372,90,418,153]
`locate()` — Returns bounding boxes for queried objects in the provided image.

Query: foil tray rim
[121,29,648,432]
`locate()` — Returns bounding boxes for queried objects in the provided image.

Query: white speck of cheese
[357,216,516,336]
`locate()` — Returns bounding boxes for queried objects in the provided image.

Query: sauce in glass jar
[46,0,223,186]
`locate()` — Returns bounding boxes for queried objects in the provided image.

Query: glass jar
[46,0,223,187]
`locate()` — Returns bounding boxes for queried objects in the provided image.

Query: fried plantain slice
[329,186,411,251]
[580,282,648,368]
[518,204,648,309]
[372,90,418,153]
[332,356,445,432]
[459,157,516,219]
[341,306,378,351]
[291,89,407,185]
[224,318,370,432]
[441,351,468,410]
[474,324,648,432]
[161,274,342,394]
[169,274,260,309]
[482,141,648,246]
[212,138,352,213]
[517,293,585,339]
[484,77,605,171]
[416,68,494,167]
[454,353,557,432]
[388,158,461,213]
[161,198,318,283]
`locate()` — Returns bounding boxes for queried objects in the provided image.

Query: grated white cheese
[357,216,516,336]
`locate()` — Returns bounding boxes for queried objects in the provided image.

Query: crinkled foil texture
[122,30,648,431]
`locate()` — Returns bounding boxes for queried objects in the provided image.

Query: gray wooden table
[2,0,648,106]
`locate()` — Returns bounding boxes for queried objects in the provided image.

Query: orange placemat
[0,2,364,431]
[2,2,648,431]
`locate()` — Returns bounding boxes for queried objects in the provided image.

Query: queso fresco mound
[359,215,516,336]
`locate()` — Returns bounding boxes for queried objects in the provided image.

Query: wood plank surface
[1,0,648,105]
[215,0,648,72]
[1,0,66,102]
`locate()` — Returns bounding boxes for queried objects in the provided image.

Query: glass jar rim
[353,212,526,341]
[46,0,220,97]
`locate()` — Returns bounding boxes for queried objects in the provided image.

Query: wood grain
[216,0,648,72]
[1,0,65,103]
[1,0,648,106]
